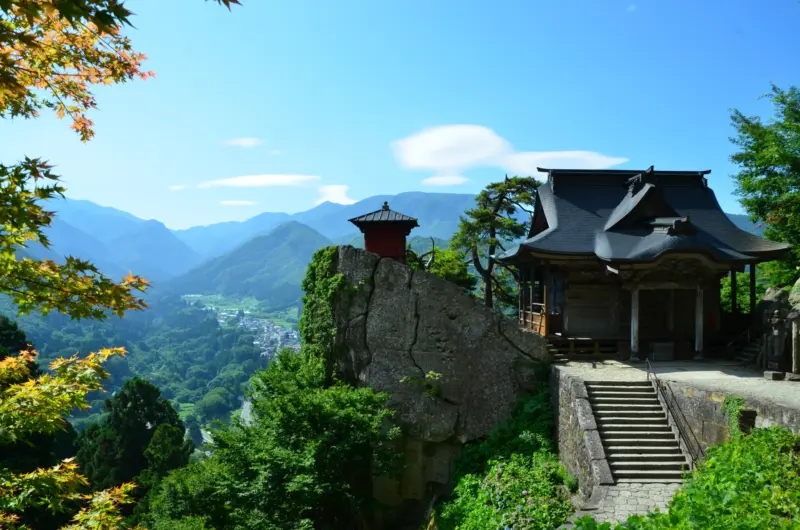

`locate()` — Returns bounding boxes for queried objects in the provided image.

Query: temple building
[498,167,790,360]
[348,201,419,264]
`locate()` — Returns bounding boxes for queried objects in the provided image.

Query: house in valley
[498,166,790,360]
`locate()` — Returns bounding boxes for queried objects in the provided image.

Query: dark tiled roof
[348,201,419,226]
[499,168,790,265]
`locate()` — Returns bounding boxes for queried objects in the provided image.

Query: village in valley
[182,294,301,360]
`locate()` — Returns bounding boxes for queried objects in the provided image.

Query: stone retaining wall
[550,369,613,500]
[663,380,800,451]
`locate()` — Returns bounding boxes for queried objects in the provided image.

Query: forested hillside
[169,221,333,310]
[0,292,266,428]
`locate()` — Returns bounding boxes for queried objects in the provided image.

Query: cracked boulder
[331,246,550,525]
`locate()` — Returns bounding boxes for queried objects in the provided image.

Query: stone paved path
[556,359,800,411]
[589,483,681,523]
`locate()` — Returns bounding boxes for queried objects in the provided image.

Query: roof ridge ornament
[667,215,696,236]
[626,165,655,195]
[382,201,389,211]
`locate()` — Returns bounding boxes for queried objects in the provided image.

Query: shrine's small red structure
[348,201,419,263]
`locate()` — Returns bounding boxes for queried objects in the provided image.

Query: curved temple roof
[348,201,419,227]
[499,168,789,265]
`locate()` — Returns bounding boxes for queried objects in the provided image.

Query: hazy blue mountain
[168,221,333,311]
[106,220,203,283]
[171,192,477,258]
[50,197,145,244]
[28,193,763,298]
[173,211,291,257]
[23,218,129,279]
[294,191,477,241]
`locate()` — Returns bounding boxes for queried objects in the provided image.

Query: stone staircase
[586,380,688,483]
[733,336,762,366]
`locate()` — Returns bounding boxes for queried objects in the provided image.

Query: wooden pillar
[518,268,523,326]
[667,290,675,332]
[631,287,640,358]
[543,262,551,335]
[749,264,757,315]
[730,270,738,314]
[694,287,704,359]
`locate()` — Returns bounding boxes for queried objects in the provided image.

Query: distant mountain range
[19,193,761,310]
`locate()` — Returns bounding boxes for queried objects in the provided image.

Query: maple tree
[0,0,240,527]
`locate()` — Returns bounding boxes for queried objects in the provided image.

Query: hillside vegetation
[170,221,333,311]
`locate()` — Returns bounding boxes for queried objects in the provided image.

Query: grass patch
[175,403,195,422]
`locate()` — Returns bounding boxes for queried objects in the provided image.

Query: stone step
[586,385,655,395]
[615,478,684,484]
[596,418,668,426]
[601,431,678,441]
[599,424,673,432]
[592,404,663,412]
[604,445,683,454]
[587,387,656,395]
[610,460,688,471]
[594,412,666,420]
[612,469,687,480]
[583,380,652,386]
[608,453,688,463]
[589,394,660,406]
[604,441,682,451]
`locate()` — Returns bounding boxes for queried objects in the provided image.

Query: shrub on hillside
[434,385,576,530]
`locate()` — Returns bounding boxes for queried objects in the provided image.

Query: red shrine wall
[363,226,409,263]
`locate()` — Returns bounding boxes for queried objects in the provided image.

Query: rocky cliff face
[330,246,550,527]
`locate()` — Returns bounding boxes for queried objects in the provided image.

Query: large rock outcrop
[330,246,550,527]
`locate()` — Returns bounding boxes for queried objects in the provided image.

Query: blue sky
[1,0,798,229]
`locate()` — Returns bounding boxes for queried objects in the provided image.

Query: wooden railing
[519,303,546,335]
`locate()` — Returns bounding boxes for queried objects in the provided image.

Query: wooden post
[730,270,738,314]
[792,317,800,375]
[749,264,757,315]
[667,290,675,332]
[518,268,524,327]
[631,287,640,358]
[694,287,704,360]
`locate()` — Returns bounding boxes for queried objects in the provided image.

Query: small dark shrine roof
[348,202,419,227]
[499,167,790,265]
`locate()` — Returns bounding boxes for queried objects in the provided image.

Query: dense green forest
[0,291,266,429]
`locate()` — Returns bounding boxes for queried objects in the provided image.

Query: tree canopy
[730,84,800,286]
[1,0,239,527]
[450,176,539,310]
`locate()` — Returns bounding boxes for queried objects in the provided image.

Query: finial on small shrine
[382,201,389,211]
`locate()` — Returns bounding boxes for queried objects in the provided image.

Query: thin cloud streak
[223,137,263,148]
[197,174,321,188]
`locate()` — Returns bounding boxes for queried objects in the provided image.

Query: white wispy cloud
[392,124,628,186]
[220,200,258,207]
[197,174,321,189]
[421,175,469,186]
[168,184,187,191]
[223,137,263,148]
[315,185,357,205]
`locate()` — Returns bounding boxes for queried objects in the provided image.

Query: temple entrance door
[639,289,696,359]
[640,290,672,343]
